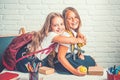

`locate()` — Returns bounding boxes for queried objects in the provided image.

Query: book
[39,66,55,75]
[88,66,104,76]
[0,72,19,80]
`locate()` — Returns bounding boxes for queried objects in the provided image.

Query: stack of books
[39,66,55,75]
[88,66,104,76]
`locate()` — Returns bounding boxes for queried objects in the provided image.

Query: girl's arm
[53,35,84,44]
[57,45,86,76]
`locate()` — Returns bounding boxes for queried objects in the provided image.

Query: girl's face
[66,10,79,30]
[51,17,65,34]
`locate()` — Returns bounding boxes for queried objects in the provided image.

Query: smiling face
[51,16,65,34]
[66,10,79,30]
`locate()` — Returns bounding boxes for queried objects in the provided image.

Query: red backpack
[2,33,33,70]
[2,33,57,71]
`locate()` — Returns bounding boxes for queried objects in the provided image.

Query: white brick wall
[0,0,120,68]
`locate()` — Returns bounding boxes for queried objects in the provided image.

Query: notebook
[88,66,104,76]
[0,72,19,80]
[39,66,55,75]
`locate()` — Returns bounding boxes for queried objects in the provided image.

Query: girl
[54,7,96,76]
[16,12,85,72]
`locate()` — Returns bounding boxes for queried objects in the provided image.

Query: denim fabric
[16,44,48,73]
[54,53,96,74]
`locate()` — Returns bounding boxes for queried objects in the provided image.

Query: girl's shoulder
[49,32,57,35]
[48,32,58,37]
[62,31,71,37]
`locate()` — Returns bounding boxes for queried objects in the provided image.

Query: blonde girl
[15,12,84,72]
[54,7,96,76]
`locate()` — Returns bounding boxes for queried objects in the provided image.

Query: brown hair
[62,7,82,33]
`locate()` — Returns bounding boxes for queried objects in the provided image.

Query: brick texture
[0,0,120,68]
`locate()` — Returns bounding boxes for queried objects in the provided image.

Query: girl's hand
[78,54,85,60]
[76,38,85,44]
[73,66,87,76]
[77,33,87,45]
[76,66,87,76]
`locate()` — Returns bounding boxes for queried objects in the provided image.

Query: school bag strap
[65,30,76,60]
[65,30,85,60]
[16,43,57,63]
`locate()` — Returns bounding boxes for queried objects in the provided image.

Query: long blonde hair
[62,7,82,33]
[29,12,63,52]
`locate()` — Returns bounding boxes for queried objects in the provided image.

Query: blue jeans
[16,44,48,73]
[54,53,96,74]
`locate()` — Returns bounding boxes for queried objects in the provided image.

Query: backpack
[2,32,57,71]
[2,33,33,70]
